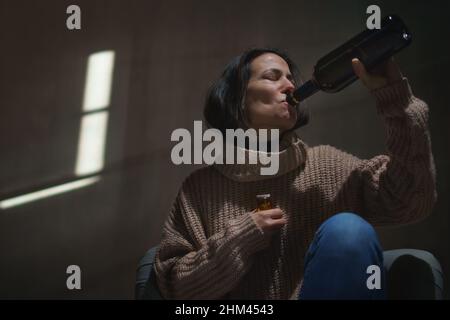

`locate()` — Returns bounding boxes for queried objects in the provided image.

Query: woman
[154,48,437,299]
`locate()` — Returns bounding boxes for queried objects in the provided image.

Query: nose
[281,77,295,94]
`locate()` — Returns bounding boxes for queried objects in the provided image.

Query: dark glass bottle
[256,194,273,211]
[287,14,412,105]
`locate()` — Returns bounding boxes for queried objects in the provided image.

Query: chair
[135,246,164,300]
[135,246,444,300]
[384,249,443,299]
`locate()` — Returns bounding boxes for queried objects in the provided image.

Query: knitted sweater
[154,78,437,300]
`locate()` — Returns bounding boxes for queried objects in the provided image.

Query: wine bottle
[287,14,412,105]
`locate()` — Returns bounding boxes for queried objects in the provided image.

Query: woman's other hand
[351,57,403,91]
[251,207,287,236]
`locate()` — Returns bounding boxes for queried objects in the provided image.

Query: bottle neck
[287,79,320,105]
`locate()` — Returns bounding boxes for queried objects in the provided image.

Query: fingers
[268,216,287,228]
[351,57,389,90]
[261,208,287,227]
[352,58,369,82]
[262,216,287,233]
[385,57,403,82]
[251,208,287,235]
[261,208,284,219]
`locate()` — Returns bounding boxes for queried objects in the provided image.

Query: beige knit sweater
[154,78,437,300]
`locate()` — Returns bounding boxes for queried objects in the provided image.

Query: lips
[280,101,292,109]
[280,101,297,118]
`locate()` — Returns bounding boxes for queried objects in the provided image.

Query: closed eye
[262,69,294,85]
[264,73,278,81]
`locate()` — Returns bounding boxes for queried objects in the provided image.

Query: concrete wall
[0,0,449,298]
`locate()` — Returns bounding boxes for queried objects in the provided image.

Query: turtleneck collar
[212,131,308,182]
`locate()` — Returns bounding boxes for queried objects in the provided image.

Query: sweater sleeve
[354,77,437,226]
[154,181,269,299]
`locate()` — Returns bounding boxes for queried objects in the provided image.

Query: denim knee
[300,212,386,300]
[317,212,380,255]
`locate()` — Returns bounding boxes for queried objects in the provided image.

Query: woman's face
[244,53,297,133]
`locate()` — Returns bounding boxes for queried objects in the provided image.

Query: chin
[278,116,297,131]
[277,121,296,132]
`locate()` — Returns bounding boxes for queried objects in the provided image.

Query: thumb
[352,58,369,83]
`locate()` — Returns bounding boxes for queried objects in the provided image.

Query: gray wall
[0,0,449,298]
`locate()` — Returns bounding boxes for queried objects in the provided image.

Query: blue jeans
[298,212,386,300]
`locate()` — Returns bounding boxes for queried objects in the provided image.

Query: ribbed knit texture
[154,78,437,300]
